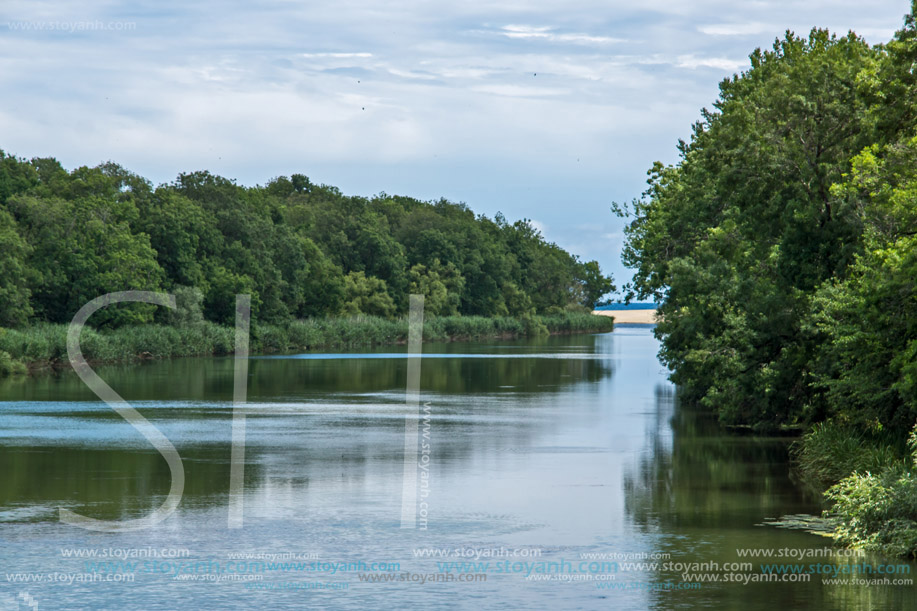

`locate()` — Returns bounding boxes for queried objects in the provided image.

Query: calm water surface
[0,327,913,610]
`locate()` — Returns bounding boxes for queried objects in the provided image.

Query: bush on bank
[792,420,917,559]
[0,350,26,376]
[823,424,917,559]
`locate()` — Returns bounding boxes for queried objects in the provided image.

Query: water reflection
[625,386,818,530]
[0,337,613,525]
[623,386,916,610]
[0,336,612,403]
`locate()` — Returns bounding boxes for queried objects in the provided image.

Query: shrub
[0,350,26,376]
[826,464,917,558]
[165,286,205,327]
[823,423,917,558]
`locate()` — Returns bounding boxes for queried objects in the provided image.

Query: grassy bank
[0,312,614,374]
[792,421,917,559]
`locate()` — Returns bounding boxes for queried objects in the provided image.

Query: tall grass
[0,322,235,369]
[791,420,904,489]
[0,312,614,375]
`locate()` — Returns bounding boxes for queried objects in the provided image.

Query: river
[0,326,913,610]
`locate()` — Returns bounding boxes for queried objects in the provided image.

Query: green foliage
[0,350,26,376]
[0,322,235,364]
[342,271,397,318]
[408,259,464,316]
[164,286,205,327]
[0,208,33,327]
[8,187,164,327]
[539,312,614,333]
[0,312,612,367]
[0,150,39,205]
[523,315,550,337]
[805,136,917,431]
[577,260,615,307]
[620,28,892,429]
[0,151,613,331]
[825,431,917,559]
[204,265,257,325]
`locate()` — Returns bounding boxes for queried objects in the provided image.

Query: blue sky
[0,1,911,289]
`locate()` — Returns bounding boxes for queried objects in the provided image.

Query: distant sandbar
[593,309,657,324]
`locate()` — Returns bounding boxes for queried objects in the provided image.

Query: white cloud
[853,27,897,40]
[299,52,373,58]
[698,22,770,36]
[471,84,570,98]
[496,24,625,45]
[676,54,747,71]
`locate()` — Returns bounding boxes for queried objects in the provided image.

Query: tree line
[0,154,614,329]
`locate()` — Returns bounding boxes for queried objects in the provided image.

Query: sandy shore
[593,309,658,324]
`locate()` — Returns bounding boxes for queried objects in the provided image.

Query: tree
[807,135,917,432]
[577,260,615,308]
[341,271,396,318]
[408,259,465,316]
[165,285,205,327]
[0,154,607,329]
[620,29,881,428]
[0,150,38,206]
[8,194,164,327]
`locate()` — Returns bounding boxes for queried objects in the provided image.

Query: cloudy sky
[0,1,911,288]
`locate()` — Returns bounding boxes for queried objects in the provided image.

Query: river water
[0,326,913,610]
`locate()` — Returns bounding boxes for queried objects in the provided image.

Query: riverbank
[0,312,614,376]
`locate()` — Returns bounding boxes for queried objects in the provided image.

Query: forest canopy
[0,152,613,329]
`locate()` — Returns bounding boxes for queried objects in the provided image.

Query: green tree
[165,285,205,327]
[342,271,397,318]
[408,259,465,316]
[577,260,615,307]
[135,189,221,290]
[620,29,881,428]
[0,153,608,329]
[0,150,39,205]
[8,194,164,327]
[807,135,917,431]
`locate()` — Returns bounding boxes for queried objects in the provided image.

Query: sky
[0,1,912,290]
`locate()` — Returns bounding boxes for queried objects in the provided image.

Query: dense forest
[0,153,613,329]
[618,7,917,556]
